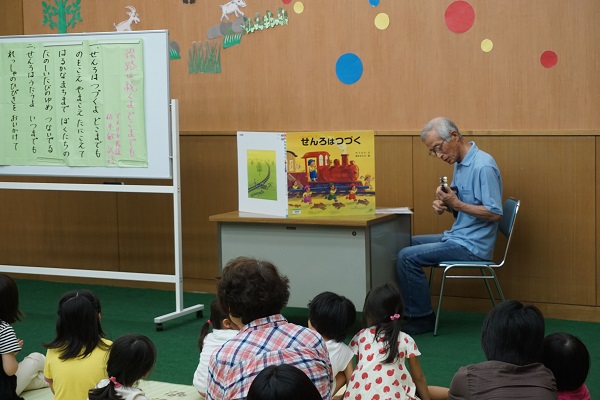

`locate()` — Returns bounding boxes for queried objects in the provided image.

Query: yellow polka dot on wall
[294,2,304,14]
[481,38,493,53]
[374,13,390,30]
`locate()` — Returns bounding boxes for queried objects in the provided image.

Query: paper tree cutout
[42,0,82,33]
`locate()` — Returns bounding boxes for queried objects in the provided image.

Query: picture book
[237,131,288,217]
[237,130,375,218]
[286,130,375,218]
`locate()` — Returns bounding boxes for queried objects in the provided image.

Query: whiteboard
[0,30,171,179]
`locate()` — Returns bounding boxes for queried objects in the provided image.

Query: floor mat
[21,380,202,400]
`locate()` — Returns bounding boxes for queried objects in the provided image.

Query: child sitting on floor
[0,274,47,400]
[307,291,356,399]
[347,283,430,400]
[543,332,591,400]
[88,334,157,400]
[193,299,239,397]
[247,364,322,400]
[43,289,112,400]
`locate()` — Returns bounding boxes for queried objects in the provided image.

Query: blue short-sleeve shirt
[442,142,503,260]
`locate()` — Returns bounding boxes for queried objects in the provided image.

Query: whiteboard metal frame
[0,100,203,330]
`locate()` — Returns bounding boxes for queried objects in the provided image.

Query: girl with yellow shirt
[43,290,112,400]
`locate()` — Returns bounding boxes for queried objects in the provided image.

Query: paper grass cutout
[114,6,140,31]
[188,41,221,74]
[42,0,82,33]
[220,0,247,22]
[242,8,288,34]
[170,41,181,60]
[223,34,243,49]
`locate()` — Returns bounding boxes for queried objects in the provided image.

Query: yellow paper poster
[286,130,375,217]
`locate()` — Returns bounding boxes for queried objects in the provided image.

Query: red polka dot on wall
[445,0,475,33]
[540,50,558,68]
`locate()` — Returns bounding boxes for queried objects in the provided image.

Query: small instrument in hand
[440,176,449,193]
[439,176,458,217]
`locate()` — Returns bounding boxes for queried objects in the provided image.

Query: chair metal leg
[433,270,447,336]
[433,266,505,336]
[491,271,505,302]
[480,268,496,306]
[428,267,435,289]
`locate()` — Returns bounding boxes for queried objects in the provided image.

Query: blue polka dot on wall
[335,53,363,85]
[369,0,380,6]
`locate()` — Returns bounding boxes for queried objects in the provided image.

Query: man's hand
[436,186,502,222]
[432,199,448,215]
[436,185,459,208]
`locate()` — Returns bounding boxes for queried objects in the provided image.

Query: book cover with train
[286,130,375,218]
[237,131,375,218]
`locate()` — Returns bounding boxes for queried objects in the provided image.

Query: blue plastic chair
[428,197,521,335]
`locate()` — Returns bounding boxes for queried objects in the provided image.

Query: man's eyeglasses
[428,141,446,157]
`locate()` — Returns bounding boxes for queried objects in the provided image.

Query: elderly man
[397,117,503,335]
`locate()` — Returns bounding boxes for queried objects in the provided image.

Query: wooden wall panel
[18,0,600,132]
[116,189,174,275]
[492,137,595,306]
[374,136,413,208]
[178,135,238,286]
[0,0,23,36]
[0,177,120,271]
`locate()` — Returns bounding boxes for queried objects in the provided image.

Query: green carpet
[13,279,599,396]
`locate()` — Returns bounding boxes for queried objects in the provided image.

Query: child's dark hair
[43,289,109,360]
[308,291,356,342]
[362,282,404,364]
[247,364,322,400]
[542,332,590,392]
[217,257,290,325]
[0,274,24,324]
[88,334,157,400]
[198,299,229,352]
[480,300,545,365]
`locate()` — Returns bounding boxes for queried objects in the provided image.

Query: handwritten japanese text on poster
[0,39,147,167]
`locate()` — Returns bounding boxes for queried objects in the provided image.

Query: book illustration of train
[286,150,375,198]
